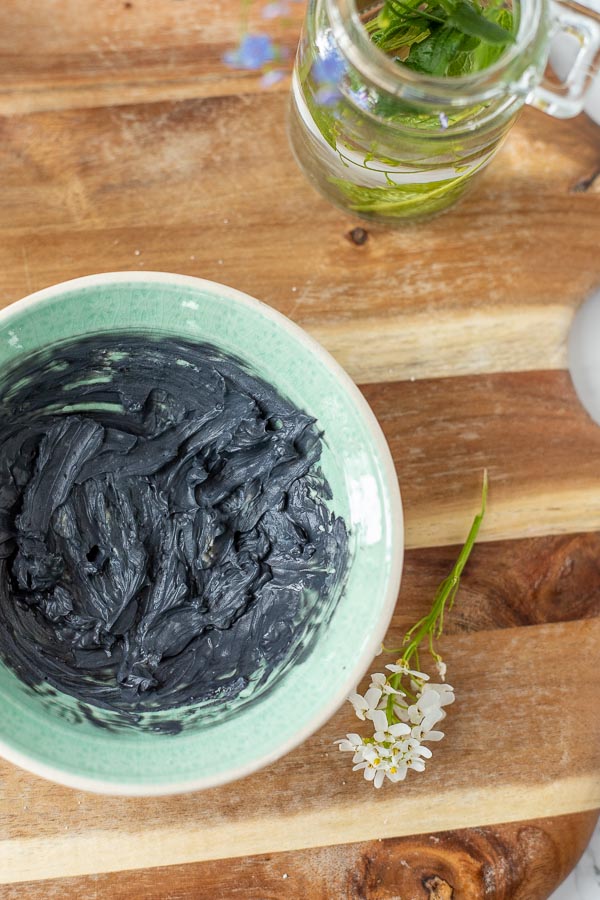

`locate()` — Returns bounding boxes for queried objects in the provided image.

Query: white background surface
[550,820,600,899]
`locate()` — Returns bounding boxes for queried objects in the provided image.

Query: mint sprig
[367,0,515,78]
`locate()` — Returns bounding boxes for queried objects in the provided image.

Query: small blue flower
[222,49,240,67]
[223,34,277,71]
[261,1,290,19]
[439,112,449,130]
[312,53,345,85]
[311,47,345,106]
[349,85,370,110]
[261,68,286,87]
[315,84,343,106]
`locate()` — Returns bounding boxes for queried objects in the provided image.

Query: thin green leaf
[435,0,458,14]
[388,0,446,25]
[448,1,515,44]
[329,168,471,216]
[376,23,432,51]
[304,89,338,149]
[471,8,515,66]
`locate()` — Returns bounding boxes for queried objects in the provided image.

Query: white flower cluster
[336,662,455,788]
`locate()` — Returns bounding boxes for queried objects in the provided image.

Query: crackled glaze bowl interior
[0,272,403,795]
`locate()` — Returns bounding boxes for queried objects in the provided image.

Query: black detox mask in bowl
[0,333,349,732]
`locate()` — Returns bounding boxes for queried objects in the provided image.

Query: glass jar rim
[326,0,546,105]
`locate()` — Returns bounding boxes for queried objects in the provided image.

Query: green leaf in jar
[365,0,516,79]
[373,22,432,51]
[447,0,515,44]
[471,8,516,66]
[404,27,478,76]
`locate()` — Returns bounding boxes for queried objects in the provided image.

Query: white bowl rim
[0,271,404,795]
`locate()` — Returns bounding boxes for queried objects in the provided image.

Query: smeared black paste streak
[0,335,348,732]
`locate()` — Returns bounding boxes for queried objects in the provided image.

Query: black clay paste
[0,334,348,729]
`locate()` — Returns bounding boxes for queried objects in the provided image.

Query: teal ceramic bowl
[0,272,403,795]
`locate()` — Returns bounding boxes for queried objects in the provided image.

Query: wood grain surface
[0,96,599,385]
[0,0,304,114]
[0,1,599,896]
[2,507,600,885]
[5,810,597,900]
[365,370,600,548]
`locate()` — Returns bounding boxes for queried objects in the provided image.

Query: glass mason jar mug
[288,0,600,223]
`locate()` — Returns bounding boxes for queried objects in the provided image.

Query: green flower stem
[387,693,399,721]
[383,471,487,724]
[401,470,488,667]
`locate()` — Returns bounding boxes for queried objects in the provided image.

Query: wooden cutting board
[0,2,600,896]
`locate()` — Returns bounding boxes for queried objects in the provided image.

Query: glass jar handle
[528,0,600,118]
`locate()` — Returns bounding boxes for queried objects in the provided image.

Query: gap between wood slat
[361,369,600,549]
[0,0,301,115]
[2,778,599,886]
[8,810,598,900]
[0,298,572,388]
[1,617,598,885]
[0,75,291,117]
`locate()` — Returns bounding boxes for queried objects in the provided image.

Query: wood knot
[346,227,369,246]
[570,166,600,193]
[423,874,454,899]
